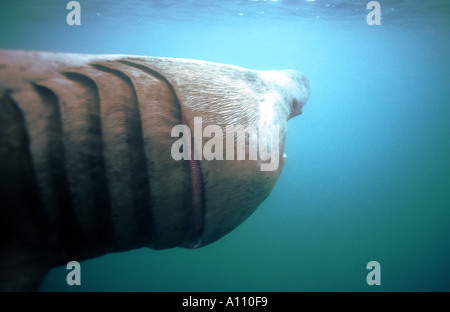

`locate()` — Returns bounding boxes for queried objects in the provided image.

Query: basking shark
[0,50,311,290]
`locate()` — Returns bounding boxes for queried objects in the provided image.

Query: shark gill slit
[89,63,155,250]
[29,83,85,260]
[60,72,115,253]
[118,59,205,247]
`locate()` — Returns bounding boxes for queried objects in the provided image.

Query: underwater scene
[0,0,449,291]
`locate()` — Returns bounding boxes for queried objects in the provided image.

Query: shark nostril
[291,98,301,115]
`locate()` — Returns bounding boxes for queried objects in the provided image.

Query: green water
[0,0,449,291]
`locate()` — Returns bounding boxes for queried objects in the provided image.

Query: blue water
[1,0,449,291]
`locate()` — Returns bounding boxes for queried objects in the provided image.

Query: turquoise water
[1,0,449,291]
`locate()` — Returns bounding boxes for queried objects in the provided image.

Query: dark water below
[1,0,449,291]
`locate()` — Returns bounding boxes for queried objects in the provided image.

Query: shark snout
[284,70,311,120]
